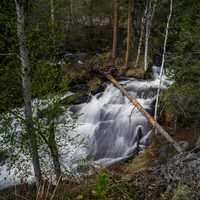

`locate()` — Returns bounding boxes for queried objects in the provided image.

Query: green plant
[95,172,109,199]
[172,184,191,200]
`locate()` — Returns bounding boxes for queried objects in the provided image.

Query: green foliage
[95,172,109,199]
[164,0,200,127]
[31,61,69,98]
[0,1,21,112]
[0,61,22,112]
[87,52,111,70]
[151,0,200,128]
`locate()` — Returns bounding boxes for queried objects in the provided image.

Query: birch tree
[15,0,42,185]
[134,5,147,68]
[154,0,173,121]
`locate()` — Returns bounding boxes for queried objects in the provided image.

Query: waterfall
[0,66,171,188]
[69,66,171,167]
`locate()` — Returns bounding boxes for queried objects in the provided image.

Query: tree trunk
[68,0,73,27]
[111,0,118,65]
[49,121,62,181]
[134,5,147,68]
[144,0,156,71]
[106,74,182,153]
[89,0,94,27]
[15,0,42,185]
[50,0,55,32]
[124,0,134,69]
[144,9,150,71]
[154,0,173,121]
[50,0,56,47]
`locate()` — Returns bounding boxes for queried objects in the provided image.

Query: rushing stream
[71,66,172,167]
[0,66,171,189]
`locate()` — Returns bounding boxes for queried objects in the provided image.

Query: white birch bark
[154,0,173,121]
[15,0,42,185]
[134,6,147,68]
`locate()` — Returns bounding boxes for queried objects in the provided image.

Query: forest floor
[1,128,199,200]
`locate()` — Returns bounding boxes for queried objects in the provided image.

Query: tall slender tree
[50,0,56,49]
[111,0,118,65]
[124,0,134,69]
[50,0,55,33]
[144,0,156,71]
[134,5,147,68]
[49,121,62,181]
[154,0,173,121]
[15,0,42,185]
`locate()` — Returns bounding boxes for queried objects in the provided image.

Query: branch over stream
[105,74,182,153]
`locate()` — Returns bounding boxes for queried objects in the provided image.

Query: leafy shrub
[32,61,70,98]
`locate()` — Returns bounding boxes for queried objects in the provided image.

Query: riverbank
[1,128,199,200]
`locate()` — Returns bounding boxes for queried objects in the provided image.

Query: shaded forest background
[0,0,199,129]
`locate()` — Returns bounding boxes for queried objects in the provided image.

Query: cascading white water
[0,66,171,188]
[71,83,154,167]
[69,66,171,167]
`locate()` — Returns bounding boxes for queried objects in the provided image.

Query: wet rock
[90,84,105,96]
[178,141,190,151]
[0,150,8,166]
[73,94,91,104]
[70,84,89,93]
[63,52,87,61]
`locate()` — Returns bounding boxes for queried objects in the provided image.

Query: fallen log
[106,74,182,153]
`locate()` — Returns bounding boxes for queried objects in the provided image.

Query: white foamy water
[0,66,171,189]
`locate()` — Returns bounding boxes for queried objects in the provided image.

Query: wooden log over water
[106,74,182,153]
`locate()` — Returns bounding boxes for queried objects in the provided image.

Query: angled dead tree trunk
[37,120,62,181]
[49,121,62,181]
[111,0,118,65]
[106,74,182,153]
[15,0,42,185]
[124,0,134,69]
[154,0,173,121]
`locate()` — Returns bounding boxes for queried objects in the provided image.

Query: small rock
[76,194,83,199]
[178,141,189,151]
